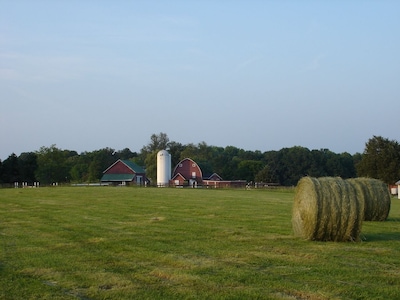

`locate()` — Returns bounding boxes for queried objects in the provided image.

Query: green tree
[308,149,329,178]
[262,150,281,183]
[1,153,20,183]
[279,146,312,185]
[179,142,214,176]
[168,141,184,167]
[141,132,170,154]
[255,165,279,183]
[325,150,343,177]
[86,148,117,182]
[68,152,92,182]
[35,145,70,184]
[237,160,263,182]
[207,146,225,176]
[117,148,137,160]
[218,146,242,179]
[140,133,170,184]
[18,152,38,182]
[144,151,158,183]
[338,152,357,179]
[179,143,198,160]
[356,136,400,184]
[70,163,87,182]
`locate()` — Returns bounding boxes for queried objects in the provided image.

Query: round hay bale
[347,178,391,221]
[292,177,364,242]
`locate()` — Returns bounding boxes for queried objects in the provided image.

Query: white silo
[157,150,171,187]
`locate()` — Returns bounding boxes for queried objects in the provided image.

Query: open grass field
[1,187,400,299]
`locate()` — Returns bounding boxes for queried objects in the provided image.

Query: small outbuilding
[205,173,223,181]
[202,172,245,188]
[101,159,147,186]
[396,180,400,199]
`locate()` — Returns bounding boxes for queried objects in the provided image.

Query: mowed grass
[1,187,400,300]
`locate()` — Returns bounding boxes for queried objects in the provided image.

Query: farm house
[101,159,147,186]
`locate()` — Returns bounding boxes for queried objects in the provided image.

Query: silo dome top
[157,149,169,156]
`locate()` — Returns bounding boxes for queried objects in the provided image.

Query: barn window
[192,163,196,167]
[192,172,196,178]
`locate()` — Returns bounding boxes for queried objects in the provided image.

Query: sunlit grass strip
[292,177,364,242]
[347,178,391,221]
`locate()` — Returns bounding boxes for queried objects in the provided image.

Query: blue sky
[1,1,399,160]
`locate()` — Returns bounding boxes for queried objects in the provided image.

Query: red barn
[171,158,203,187]
[169,157,247,188]
[101,159,147,186]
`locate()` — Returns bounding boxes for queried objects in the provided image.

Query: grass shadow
[386,217,400,222]
[361,232,400,242]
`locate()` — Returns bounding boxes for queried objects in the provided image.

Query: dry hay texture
[292,177,364,242]
[347,178,391,221]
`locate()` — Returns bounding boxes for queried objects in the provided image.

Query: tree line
[1,134,399,186]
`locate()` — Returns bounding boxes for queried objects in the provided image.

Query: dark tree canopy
[2,134,395,186]
[35,145,71,184]
[1,153,19,183]
[18,152,38,182]
[356,135,400,184]
[141,132,170,154]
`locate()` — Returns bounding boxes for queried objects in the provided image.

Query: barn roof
[121,160,145,174]
[103,159,145,174]
[203,173,223,180]
[171,173,186,180]
[172,157,202,178]
[101,173,135,182]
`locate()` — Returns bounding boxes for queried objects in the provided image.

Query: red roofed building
[101,159,147,186]
[169,158,246,188]
[170,158,202,188]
